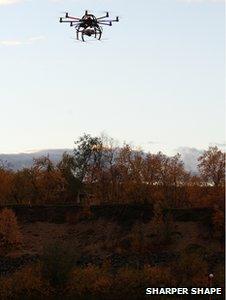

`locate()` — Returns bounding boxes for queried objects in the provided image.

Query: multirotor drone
[59,10,119,42]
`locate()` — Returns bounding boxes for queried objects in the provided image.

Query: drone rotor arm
[97,15,109,20]
[99,18,119,22]
[60,19,81,23]
[97,21,112,26]
[67,15,81,20]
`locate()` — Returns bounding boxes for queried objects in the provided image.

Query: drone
[59,10,119,42]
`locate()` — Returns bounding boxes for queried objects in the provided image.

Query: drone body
[60,10,119,42]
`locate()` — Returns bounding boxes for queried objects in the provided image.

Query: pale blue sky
[0,0,225,154]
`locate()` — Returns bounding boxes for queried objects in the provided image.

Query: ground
[2,217,222,275]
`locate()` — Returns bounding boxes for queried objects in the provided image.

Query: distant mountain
[0,149,73,170]
[0,147,203,174]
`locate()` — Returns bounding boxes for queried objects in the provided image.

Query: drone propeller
[60,11,69,18]
[97,11,110,19]
[97,16,119,25]
[100,10,112,15]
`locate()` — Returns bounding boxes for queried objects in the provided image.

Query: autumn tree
[198,146,225,187]
[57,153,80,202]
[33,156,66,204]
[196,146,225,208]
[73,134,103,182]
[0,208,22,253]
[0,164,13,205]
[86,136,120,204]
[146,152,190,207]
[11,168,39,204]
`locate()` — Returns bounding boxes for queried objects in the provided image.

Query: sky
[0,0,225,154]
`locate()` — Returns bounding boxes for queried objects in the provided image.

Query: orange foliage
[0,264,53,299]
[0,208,22,253]
[0,169,13,205]
[0,136,224,208]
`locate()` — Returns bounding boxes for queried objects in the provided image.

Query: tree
[152,152,189,207]
[0,168,13,205]
[11,168,39,204]
[57,153,80,202]
[73,134,103,182]
[33,156,66,204]
[198,146,225,187]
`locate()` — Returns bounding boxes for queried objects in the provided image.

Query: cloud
[0,35,45,46]
[0,0,24,5]
[27,36,45,42]
[0,40,22,46]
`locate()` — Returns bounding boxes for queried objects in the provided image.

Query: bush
[112,265,175,299]
[143,265,176,287]
[0,208,22,254]
[66,264,175,300]
[129,204,176,255]
[0,263,52,299]
[212,263,225,287]
[66,263,113,299]
[42,241,76,287]
[149,203,175,247]
[212,208,224,242]
[171,252,208,286]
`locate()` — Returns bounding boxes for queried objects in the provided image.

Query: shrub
[171,252,208,286]
[143,265,176,287]
[149,203,175,247]
[212,263,225,287]
[185,243,206,256]
[212,208,224,242]
[113,267,144,299]
[0,208,22,254]
[112,265,175,299]
[66,263,113,299]
[42,241,76,287]
[130,222,146,254]
[129,204,176,255]
[0,263,52,299]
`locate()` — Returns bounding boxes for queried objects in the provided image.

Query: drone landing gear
[76,27,102,42]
